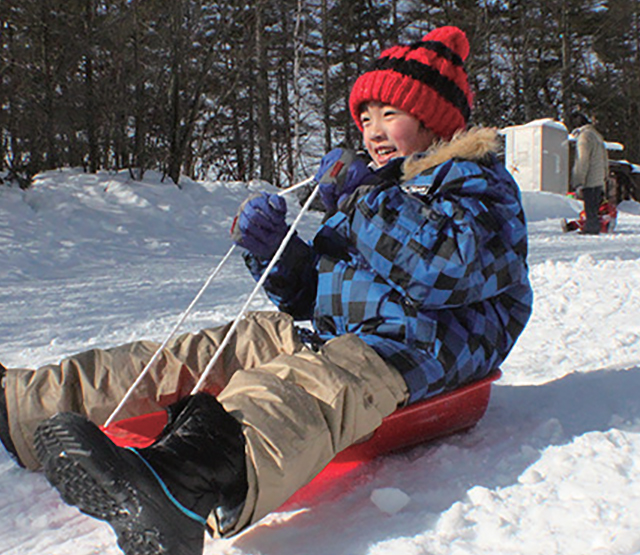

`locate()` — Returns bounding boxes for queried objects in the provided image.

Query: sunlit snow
[2,169,640,555]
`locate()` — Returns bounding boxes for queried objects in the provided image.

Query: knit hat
[349,26,473,141]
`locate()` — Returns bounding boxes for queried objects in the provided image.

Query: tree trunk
[167,0,184,185]
[321,0,332,152]
[40,0,58,171]
[231,102,246,181]
[255,2,274,183]
[277,0,295,185]
[131,1,145,180]
[560,0,572,123]
[291,0,306,181]
[0,6,10,172]
[84,0,99,174]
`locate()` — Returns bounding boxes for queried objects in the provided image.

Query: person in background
[1,26,532,555]
[567,111,609,235]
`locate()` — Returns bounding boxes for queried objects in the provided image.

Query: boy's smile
[360,102,436,167]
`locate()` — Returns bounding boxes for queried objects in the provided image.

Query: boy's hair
[349,26,473,141]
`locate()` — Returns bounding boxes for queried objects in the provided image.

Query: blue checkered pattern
[244,154,533,404]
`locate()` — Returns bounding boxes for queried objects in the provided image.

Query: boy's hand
[231,192,288,258]
[314,148,373,212]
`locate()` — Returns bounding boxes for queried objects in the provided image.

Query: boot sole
[34,413,204,555]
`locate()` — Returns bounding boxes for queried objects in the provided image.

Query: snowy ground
[1,169,640,555]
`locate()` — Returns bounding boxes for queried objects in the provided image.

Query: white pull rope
[103,176,316,427]
[103,246,236,428]
[277,175,314,196]
[190,181,321,394]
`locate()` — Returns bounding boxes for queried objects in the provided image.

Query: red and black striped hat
[349,26,473,141]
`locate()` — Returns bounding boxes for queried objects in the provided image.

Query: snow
[501,117,567,133]
[370,488,412,515]
[2,169,640,555]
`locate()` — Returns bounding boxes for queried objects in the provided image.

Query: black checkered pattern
[244,155,533,403]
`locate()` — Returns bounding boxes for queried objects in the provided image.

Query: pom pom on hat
[349,26,473,140]
[424,25,470,61]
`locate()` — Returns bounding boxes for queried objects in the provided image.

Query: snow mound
[618,199,640,215]
[521,190,580,221]
[2,169,640,555]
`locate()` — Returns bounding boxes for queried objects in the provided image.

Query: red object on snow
[562,200,618,233]
[102,370,501,505]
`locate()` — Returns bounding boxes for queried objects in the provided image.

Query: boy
[1,26,532,555]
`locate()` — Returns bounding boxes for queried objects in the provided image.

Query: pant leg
[582,186,603,234]
[5,311,299,469]
[214,333,409,537]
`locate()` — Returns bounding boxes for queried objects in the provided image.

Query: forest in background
[1,0,639,188]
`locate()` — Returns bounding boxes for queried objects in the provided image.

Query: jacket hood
[402,127,501,182]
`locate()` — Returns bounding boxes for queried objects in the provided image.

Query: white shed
[502,118,570,194]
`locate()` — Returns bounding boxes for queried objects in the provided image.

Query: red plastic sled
[102,370,501,506]
[562,198,618,234]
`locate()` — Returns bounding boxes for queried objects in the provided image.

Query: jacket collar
[401,127,501,182]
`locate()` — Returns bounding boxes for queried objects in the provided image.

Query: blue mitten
[314,148,373,212]
[231,192,288,258]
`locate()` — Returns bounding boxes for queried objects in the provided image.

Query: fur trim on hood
[402,127,501,182]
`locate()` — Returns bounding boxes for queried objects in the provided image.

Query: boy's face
[360,102,436,167]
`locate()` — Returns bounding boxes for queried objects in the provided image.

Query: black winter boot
[0,363,23,466]
[34,393,248,555]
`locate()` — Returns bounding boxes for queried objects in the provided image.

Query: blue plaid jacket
[244,129,533,403]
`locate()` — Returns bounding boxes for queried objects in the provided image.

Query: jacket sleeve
[242,234,318,320]
[350,159,528,310]
[572,130,591,187]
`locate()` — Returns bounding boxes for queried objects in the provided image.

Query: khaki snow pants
[4,311,408,535]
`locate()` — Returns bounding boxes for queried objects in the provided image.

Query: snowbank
[2,169,640,555]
